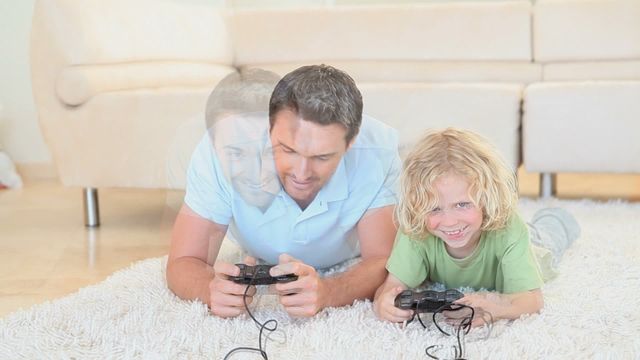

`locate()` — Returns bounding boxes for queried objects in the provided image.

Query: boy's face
[269,108,352,210]
[426,173,483,259]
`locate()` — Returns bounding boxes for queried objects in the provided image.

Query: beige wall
[0,0,50,165]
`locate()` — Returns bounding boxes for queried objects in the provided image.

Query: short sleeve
[369,149,401,209]
[184,135,233,225]
[498,215,544,293]
[365,118,401,210]
[386,232,429,288]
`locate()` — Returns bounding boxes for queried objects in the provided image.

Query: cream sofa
[523,0,640,194]
[30,0,640,226]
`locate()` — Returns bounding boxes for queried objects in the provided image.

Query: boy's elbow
[531,289,544,313]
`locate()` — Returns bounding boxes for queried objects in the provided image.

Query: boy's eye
[456,202,472,209]
[430,207,442,213]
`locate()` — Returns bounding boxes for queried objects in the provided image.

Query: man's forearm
[166,256,214,307]
[322,256,388,308]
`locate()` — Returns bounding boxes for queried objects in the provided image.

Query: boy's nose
[440,211,458,226]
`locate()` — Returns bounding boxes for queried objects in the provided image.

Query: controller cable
[222,275,279,360]
[412,304,475,360]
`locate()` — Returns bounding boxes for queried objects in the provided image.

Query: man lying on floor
[166,64,401,318]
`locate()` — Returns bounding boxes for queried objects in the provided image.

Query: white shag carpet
[1,199,640,359]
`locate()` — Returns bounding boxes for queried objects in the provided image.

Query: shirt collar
[315,156,348,204]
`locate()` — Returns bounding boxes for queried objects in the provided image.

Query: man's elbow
[165,256,190,295]
[165,260,179,293]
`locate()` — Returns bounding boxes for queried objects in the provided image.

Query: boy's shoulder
[484,212,529,248]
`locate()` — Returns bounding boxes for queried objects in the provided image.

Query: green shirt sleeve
[496,214,544,293]
[386,232,428,288]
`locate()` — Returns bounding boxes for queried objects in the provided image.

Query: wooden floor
[1,168,639,318]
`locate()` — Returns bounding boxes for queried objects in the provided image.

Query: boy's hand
[453,292,510,327]
[373,274,413,323]
[271,253,327,317]
[454,289,543,327]
[208,256,257,318]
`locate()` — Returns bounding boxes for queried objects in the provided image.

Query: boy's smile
[426,172,483,259]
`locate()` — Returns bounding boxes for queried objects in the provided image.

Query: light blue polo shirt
[184,115,400,268]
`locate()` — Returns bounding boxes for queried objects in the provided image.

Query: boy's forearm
[166,256,214,307]
[322,256,389,308]
[494,290,543,321]
[461,290,543,325]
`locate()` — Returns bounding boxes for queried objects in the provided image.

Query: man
[167,65,400,318]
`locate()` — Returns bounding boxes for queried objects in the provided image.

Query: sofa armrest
[56,62,236,106]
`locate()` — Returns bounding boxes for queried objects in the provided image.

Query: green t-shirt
[386,213,543,294]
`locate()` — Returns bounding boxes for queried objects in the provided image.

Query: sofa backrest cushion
[534,0,640,62]
[231,1,532,66]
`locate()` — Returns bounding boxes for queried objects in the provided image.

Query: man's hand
[372,274,412,323]
[208,256,257,318]
[271,254,327,317]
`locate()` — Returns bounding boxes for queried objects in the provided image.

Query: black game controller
[394,289,464,313]
[229,264,298,285]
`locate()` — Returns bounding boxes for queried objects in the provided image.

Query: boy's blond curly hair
[396,128,518,239]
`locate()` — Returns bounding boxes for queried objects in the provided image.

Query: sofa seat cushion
[56,62,236,106]
[242,61,541,84]
[524,81,640,173]
[543,61,640,81]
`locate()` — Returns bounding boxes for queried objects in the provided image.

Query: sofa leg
[83,187,100,227]
[539,173,557,198]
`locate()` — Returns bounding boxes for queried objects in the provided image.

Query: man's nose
[292,157,311,180]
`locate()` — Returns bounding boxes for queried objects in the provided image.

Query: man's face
[270,109,352,209]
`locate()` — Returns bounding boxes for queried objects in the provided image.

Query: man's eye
[282,147,294,153]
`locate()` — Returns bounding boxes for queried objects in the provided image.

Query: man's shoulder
[351,115,399,151]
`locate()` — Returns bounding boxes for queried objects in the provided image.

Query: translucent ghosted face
[210,112,279,210]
